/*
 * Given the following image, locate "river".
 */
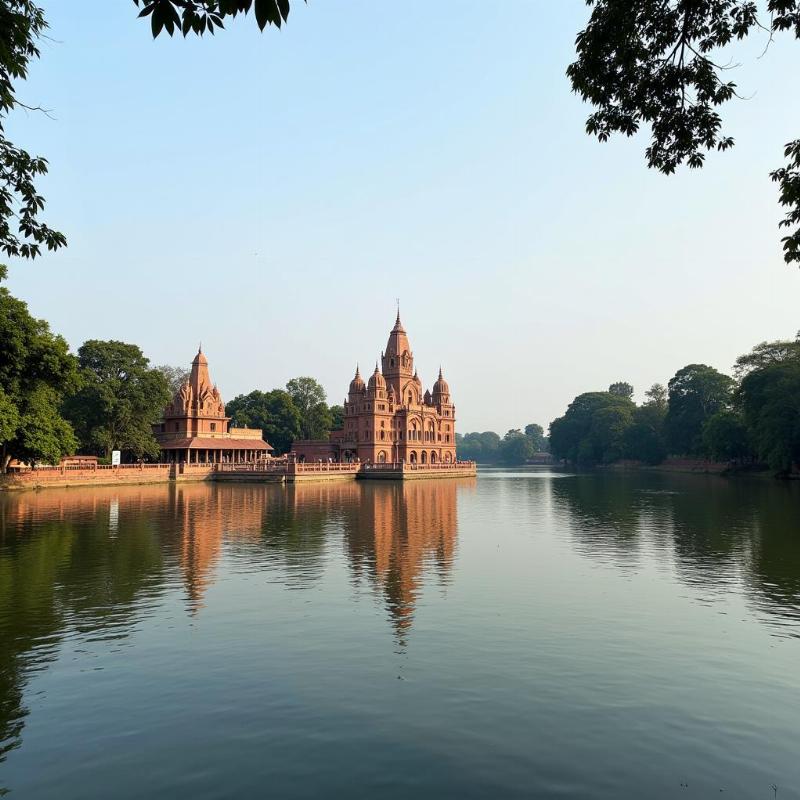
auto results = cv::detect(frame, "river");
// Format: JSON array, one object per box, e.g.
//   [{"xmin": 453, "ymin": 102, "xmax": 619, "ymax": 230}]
[{"xmin": 1, "ymin": 470, "xmax": 798, "ymax": 798}]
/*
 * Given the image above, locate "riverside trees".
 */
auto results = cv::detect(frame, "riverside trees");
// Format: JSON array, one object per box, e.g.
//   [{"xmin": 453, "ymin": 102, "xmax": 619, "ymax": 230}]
[
  {"xmin": 549, "ymin": 334, "xmax": 800, "ymax": 474},
  {"xmin": 0, "ymin": 266, "xmax": 78, "ymax": 470}
]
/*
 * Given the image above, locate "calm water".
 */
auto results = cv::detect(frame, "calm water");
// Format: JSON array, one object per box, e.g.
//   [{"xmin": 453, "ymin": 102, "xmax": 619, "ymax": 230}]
[{"xmin": 1, "ymin": 470, "xmax": 799, "ymax": 799}]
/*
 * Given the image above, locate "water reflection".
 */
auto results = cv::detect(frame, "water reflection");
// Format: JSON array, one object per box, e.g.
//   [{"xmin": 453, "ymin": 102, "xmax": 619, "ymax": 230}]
[
  {"xmin": 551, "ymin": 473, "xmax": 800, "ymax": 633},
  {"xmin": 343, "ymin": 481, "xmax": 462, "ymax": 646},
  {"xmin": 0, "ymin": 478, "xmax": 474, "ymax": 768}
]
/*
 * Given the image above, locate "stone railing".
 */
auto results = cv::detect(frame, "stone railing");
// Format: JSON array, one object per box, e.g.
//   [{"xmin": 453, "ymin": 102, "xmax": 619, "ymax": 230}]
[{"xmin": 291, "ymin": 462, "xmax": 360, "ymax": 474}]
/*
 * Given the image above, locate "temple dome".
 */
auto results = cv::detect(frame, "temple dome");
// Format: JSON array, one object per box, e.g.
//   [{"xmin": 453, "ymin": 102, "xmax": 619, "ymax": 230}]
[
  {"xmin": 432, "ymin": 367, "xmax": 450, "ymax": 399},
  {"xmin": 349, "ymin": 365, "xmax": 365, "ymax": 394},
  {"xmin": 368, "ymin": 365, "xmax": 386, "ymax": 391}
]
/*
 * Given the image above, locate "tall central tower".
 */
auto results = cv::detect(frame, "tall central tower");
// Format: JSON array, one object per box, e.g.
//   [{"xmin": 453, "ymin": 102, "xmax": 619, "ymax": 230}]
[{"xmin": 381, "ymin": 311, "xmax": 414, "ymax": 401}]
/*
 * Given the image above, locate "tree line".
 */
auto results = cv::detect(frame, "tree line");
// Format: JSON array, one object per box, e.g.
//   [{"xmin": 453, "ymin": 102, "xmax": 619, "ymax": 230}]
[
  {"xmin": 549, "ymin": 337, "xmax": 800, "ymax": 475},
  {"xmin": 0, "ymin": 269, "xmax": 339, "ymax": 470},
  {"xmin": 456, "ymin": 425, "xmax": 549, "ymax": 466}
]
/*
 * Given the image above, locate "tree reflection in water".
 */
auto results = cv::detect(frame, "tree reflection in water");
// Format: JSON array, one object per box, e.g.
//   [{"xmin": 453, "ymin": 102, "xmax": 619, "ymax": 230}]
[{"xmin": 550, "ymin": 473, "xmax": 800, "ymax": 633}]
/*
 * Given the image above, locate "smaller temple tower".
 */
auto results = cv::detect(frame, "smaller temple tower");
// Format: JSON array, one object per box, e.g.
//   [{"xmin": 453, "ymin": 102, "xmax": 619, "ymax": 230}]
[{"xmin": 154, "ymin": 347, "xmax": 272, "ymax": 464}]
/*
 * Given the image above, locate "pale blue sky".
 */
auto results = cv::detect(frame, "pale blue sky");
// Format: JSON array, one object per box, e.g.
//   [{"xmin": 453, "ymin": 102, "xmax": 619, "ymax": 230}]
[{"xmin": 6, "ymin": 1, "xmax": 800, "ymax": 432}]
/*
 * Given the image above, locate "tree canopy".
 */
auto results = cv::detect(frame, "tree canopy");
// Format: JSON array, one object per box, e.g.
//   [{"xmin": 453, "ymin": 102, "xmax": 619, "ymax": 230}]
[
  {"xmin": 550, "ymin": 391, "xmax": 636, "ymax": 466},
  {"xmin": 62, "ymin": 340, "xmax": 170, "ymax": 461},
  {"xmin": 665, "ymin": 364, "xmax": 734, "ymax": 456},
  {"xmin": 568, "ymin": 0, "xmax": 800, "ymax": 264},
  {"xmin": 0, "ymin": 265, "xmax": 78, "ymax": 469},
  {"xmin": 0, "ymin": 2, "xmax": 67, "ymax": 259},
  {"xmin": 736, "ymin": 336, "xmax": 800, "ymax": 471},
  {"xmin": 286, "ymin": 376, "xmax": 332, "ymax": 440},
  {"xmin": 226, "ymin": 389, "xmax": 301, "ymax": 455}
]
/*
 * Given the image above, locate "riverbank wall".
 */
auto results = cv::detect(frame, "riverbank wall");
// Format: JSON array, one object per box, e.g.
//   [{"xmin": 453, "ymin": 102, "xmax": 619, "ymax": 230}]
[{"xmin": 0, "ymin": 460, "xmax": 477, "ymax": 491}]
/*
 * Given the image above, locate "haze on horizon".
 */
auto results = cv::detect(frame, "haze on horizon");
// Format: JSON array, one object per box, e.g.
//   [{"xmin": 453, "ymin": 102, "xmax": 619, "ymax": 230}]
[{"xmin": 5, "ymin": 1, "xmax": 799, "ymax": 434}]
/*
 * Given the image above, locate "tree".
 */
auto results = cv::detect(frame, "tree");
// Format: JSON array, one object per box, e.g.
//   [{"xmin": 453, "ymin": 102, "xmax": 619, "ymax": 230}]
[
  {"xmin": 286, "ymin": 376, "xmax": 331, "ymax": 440},
  {"xmin": 568, "ymin": 1, "xmax": 800, "ymax": 265},
  {"xmin": 15, "ymin": 384, "xmax": 77, "ymax": 466},
  {"xmin": 134, "ymin": 0, "xmax": 296, "ymax": 37},
  {"xmin": 644, "ymin": 383, "xmax": 668, "ymax": 412},
  {"xmin": 155, "ymin": 364, "xmax": 190, "ymax": 394},
  {"xmin": 524, "ymin": 423, "xmax": 546, "ymax": 452},
  {"xmin": 226, "ymin": 389, "xmax": 301, "ymax": 454},
  {"xmin": 623, "ymin": 400, "xmax": 668, "ymax": 465},
  {"xmin": 702, "ymin": 409, "xmax": 752, "ymax": 462},
  {"xmin": 0, "ymin": 3, "xmax": 67, "ymax": 259},
  {"xmin": 500, "ymin": 429, "xmax": 535, "ymax": 465},
  {"xmin": 608, "ymin": 381, "xmax": 634, "ymax": 399},
  {"xmin": 737, "ymin": 339, "xmax": 800, "ymax": 472},
  {"xmin": 456, "ymin": 431, "xmax": 501, "ymax": 463},
  {"xmin": 588, "ymin": 404, "xmax": 634, "ymax": 464},
  {"xmin": 733, "ymin": 335, "xmax": 800, "ymax": 378},
  {"xmin": 0, "ymin": 386, "xmax": 20, "ymax": 468},
  {"xmin": 550, "ymin": 391, "xmax": 635, "ymax": 465},
  {"xmin": 665, "ymin": 364, "xmax": 734, "ymax": 456},
  {"xmin": 329, "ymin": 404, "xmax": 344, "ymax": 431},
  {"xmin": 0, "ymin": 266, "xmax": 78, "ymax": 470},
  {"xmin": 63, "ymin": 340, "xmax": 170, "ymax": 460}
]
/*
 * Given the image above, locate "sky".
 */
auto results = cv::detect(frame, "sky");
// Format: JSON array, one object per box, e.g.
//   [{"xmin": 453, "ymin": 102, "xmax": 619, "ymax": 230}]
[{"xmin": 5, "ymin": 1, "xmax": 800, "ymax": 433}]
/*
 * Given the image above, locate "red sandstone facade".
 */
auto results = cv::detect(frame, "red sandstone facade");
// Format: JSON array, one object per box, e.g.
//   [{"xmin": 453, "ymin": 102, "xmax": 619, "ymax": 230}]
[
  {"xmin": 293, "ymin": 313, "xmax": 457, "ymax": 465},
  {"xmin": 154, "ymin": 348, "xmax": 272, "ymax": 463}
]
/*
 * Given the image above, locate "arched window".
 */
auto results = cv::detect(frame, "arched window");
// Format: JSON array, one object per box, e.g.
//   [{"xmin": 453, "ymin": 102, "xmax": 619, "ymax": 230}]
[
  {"xmin": 377, "ymin": 451, "xmax": 387, "ymax": 463},
  {"xmin": 430, "ymin": 451, "xmax": 437, "ymax": 463},
  {"xmin": 410, "ymin": 451, "xmax": 418, "ymax": 464},
  {"xmin": 421, "ymin": 451, "xmax": 427, "ymax": 464},
  {"xmin": 380, "ymin": 430, "xmax": 385, "ymax": 440}
]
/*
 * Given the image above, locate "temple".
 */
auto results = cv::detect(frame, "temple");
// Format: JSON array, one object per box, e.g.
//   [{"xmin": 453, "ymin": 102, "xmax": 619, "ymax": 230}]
[
  {"xmin": 293, "ymin": 312, "xmax": 457, "ymax": 465},
  {"xmin": 153, "ymin": 347, "xmax": 272, "ymax": 464}
]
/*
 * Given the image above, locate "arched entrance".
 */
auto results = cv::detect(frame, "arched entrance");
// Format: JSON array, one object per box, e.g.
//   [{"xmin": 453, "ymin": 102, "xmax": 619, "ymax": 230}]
[
  {"xmin": 430, "ymin": 451, "xmax": 437, "ymax": 464},
  {"xmin": 410, "ymin": 451, "xmax": 418, "ymax": 464},
  {"xmin": 444, "ymin": 452, "xmax": 452, "ymax": 463},
  {"xmin": 377, "ymin": 451, "xmax": 387, "ymax": 463},
  {"xmin": 421, "ymin": 451, "xmax": 427, "ymax": 464}
]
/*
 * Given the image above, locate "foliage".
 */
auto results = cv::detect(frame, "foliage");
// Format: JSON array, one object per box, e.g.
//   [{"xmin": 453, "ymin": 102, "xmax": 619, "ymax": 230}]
[
  {"xmin": 702, "ymin": 409, "xmax": 752, "ymax": 462},
  {"xmin": 737, "ymin": 340, "xmax": 800, "ymax": 472},
  {"xmin": 499, "ymin": 429, "xmax": 535, "ymax": 465},
  {"xmin": 63, "ymin": 340, "xmax": 170, "ymax": 460},
  {"xmin": 14, "ymin": 384, "xmax": 77, "ymax": 465},
  {"xmin": 155, "ymin": 364, "xmax": 190, "ymax": 394},
  {"xmin": 665, "ymin": 364, "xmax": 733, "ymax": 456},
  {"xmin": 771, "ymin": 139, "xmax": 800, "ymax": 263},
  {"xmin": 644, "ymin": 382, "xmax": 668, "ymax": 412},
  {"xmin": 0, "ymin": 266, "xmax": 78, "ymax": 468},
  {"xmin": 524, "ymin": 423, "xmax": 546, "ymax": 452},
  {"xmin": 456, "ymin": 431, "xmax": 501, "ymax": 463},
  {"xmin": 226, "ymin": 389, "xmax": 301, "ymax": 454},
  {"xmin": 623, "ymin": 402, "xmax": 668, "ymax": 464},
  {"xmin": 286, "ymin": 376, "xmax": 331, "ymax": 440},
  {"xmin": 133, "ymin": 0, "xmax": 298, "ymax": 37},
  {"xmin": 0, "ymin": 2, "xmax": 66, "ymax": 258},
  {"xmin": 733, "ymin": 335, "xmax": 800, "ymax": 377},
  {"xmin": 550, "ymin": 391, "xmax": 635, "ymax": 465},
  {"xmin": 568, "ymin": 0, "xmax": 800, "ymax": 264},
  {"xmin": 329, "ymin": 404, "xmax": 344, "ymax": 431},
  {"xmin": 608, "ymin": 381, "xmax": 634, "ymax": 399}
]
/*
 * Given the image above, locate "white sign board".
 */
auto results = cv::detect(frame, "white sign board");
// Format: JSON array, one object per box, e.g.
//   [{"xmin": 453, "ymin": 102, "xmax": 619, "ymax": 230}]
[{"xmin": 111, "ymin": 450, "xmax": 121, "ymax": 466}]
